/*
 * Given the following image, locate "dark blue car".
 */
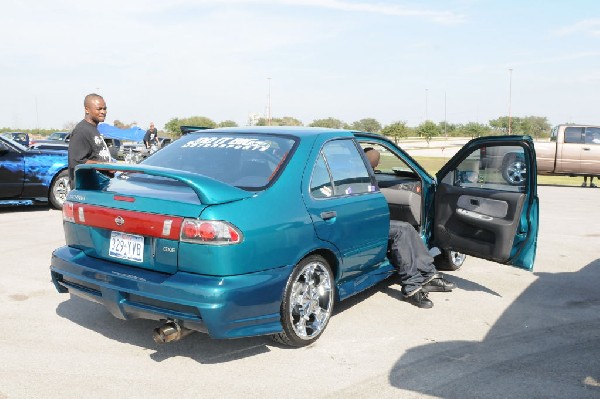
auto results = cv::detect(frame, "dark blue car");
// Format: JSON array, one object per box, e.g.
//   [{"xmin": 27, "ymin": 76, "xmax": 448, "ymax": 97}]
[
  {"xmin": 50, "ymin": 127, "xmax": 539, "ymax": 346},
  {"xmin": 0, "ymin": 135, "xmax": 69, "ymax": 208}
]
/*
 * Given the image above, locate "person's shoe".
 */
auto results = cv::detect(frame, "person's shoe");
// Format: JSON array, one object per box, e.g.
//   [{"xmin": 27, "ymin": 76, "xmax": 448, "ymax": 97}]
[
  {"xmin": 403, "ymin": 290, "xmax": 433, "ymax": 309},
  {"xmin": 423, "ymin": 275, "xmax": 456, "ymax": 292},
  {"xmin": 581, "ymin": 182, "xmax": 587, "ymax": 187},
  {"xmin": 591, "ymin": 183, "xmax": 597, "ymax": 188}
]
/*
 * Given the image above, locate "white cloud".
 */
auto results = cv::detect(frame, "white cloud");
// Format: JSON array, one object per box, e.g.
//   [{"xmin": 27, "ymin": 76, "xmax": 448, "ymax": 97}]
[{"xmin": 555, "ymin": 18, "xmax": 600, "ymax": 37}]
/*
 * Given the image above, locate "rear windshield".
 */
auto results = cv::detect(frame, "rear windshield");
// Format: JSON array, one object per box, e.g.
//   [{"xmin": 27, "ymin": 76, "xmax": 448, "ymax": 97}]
[{"xmin": 141, "ymin": 133, "xmax": 297, "ymax": 190}]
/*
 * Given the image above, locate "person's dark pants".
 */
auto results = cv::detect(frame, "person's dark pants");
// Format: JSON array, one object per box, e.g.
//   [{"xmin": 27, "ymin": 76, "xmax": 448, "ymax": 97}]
[{"xmin": 388, "ymin": 220, "xmax": 437, "ymax": 295}]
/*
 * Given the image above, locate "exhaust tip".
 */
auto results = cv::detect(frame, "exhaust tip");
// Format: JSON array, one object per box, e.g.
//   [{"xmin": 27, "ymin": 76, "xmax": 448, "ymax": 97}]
[
  {"xmin": 153, "ymin": 321, "xmax": 181, "ymax": 344},
  {"xmin": 153, "ymin": 320, "xmax": 193, "ymax": 344}
]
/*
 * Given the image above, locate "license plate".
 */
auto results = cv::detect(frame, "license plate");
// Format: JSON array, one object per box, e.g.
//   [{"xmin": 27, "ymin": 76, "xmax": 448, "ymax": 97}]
[{"xmin": 109, "ymin": 231, "xmax": 144, "ymax": 262}]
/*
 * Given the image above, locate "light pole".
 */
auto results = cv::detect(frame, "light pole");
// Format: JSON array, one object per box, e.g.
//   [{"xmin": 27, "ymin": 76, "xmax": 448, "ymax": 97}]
[
  {"xmin": 267, "ymin": 77, "xmax": 272, "ymax": 126},
  {"xmin": 425, "ymin": 88, "xmax": 429, "ymax": 121},
  {"xmin": 444, "ymin": 91, "xmax": 447, "ymax": 137},
  {"xmin": 508, "ymin": 68, "xmax": 513, "ymax": 134},
  {"xmin": 35, "ymin": 96, "xmax": 39, "ymax": 131}
]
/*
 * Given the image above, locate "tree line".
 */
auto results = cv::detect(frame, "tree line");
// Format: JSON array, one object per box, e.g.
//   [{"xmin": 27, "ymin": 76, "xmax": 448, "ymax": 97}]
[
  {"xmin": 1, "ymin": 114, "xmax": 551, "ymax": 142},
  {"xmin": 162, "ymin": 114, "xmax": 552, "ymax": 143}
]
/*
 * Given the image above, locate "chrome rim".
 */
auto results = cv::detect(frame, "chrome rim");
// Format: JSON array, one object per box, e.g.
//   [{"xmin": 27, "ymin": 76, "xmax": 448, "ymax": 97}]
[
  {"xmin": 53, "ymin": 175, "xmax": 70, "ymax": 206},
  {"xmin": 450, "ymin": 251, "xmax": 466, "ymax": 267},
  {"xmin": 288, "ymin": 261, "xmax": 333, "ymax": 340},
  {"xmin": 506, "ymin": 161, "xmax": 526, "ymax": 185}
]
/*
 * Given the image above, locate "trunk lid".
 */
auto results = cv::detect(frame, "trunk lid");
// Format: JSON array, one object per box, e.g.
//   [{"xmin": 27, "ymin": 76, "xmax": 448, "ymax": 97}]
[{"xmin": 65, "ymin": 164, "xmax": 253, "ymax": 273}]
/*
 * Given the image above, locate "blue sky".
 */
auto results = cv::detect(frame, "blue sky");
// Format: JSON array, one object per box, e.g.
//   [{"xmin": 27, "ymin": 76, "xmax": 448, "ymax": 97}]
[{"xmin": 1, "ymin": 0, "xmax": 599, "ymax": 130}]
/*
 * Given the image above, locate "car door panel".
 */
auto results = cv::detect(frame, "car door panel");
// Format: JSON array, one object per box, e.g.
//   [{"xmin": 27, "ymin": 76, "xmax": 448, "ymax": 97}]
[
  {"xmin": 303, "ymin": 138, "xmax": 390, "ymax": 282},
  {"xmin": 0, "ymin": 140, "xmax": 25, "ymax": 198},
  {"xmin": 435, "ymin": 136, "xmax": 538, "ymax": 270},
  {"xmin": 434, "ymin": 183, "xmax": 525, "ymax": 263}
]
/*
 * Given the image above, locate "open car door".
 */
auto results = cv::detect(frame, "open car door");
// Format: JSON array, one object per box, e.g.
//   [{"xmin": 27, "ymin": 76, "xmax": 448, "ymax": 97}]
[{"xmin": 433, "ymin": 136, "xmax": 539, "ymax": 270}]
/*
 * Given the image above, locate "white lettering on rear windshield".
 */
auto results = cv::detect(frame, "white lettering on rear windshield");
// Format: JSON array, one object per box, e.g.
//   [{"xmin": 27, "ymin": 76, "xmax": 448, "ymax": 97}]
[{"xmin": 182, "ymin": 137, "xmax": 271, "ymax": 151}]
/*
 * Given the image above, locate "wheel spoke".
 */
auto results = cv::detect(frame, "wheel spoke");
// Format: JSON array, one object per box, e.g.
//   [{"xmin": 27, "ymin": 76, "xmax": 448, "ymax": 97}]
[{"xmin": 294, "ymin": 317, "xmax": 308, "ymax": 338}]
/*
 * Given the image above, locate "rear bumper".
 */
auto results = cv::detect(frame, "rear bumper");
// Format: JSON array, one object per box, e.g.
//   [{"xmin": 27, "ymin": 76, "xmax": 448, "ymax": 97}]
[{"xmin": 50, "ymin": 246, "xmax": 292, "ymax": 339}]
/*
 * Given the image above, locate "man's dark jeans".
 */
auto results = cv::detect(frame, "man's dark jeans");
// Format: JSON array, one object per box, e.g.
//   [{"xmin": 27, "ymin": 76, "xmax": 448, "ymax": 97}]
[{"xmin": 388, "ymin": 221, "xmax": 436, "ymax": 295}]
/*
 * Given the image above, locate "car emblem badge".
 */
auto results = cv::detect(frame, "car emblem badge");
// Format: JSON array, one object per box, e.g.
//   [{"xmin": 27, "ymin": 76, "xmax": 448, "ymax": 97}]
[{"xmin": 115, "ymin": 216, "xmax": 125, "ymax": 226}]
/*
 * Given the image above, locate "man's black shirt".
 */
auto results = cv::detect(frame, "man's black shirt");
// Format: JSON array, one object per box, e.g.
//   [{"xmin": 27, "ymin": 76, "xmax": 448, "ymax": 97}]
[{"xmin": 68, "ymin": 120, "xmax": 111, "ymax": 188}]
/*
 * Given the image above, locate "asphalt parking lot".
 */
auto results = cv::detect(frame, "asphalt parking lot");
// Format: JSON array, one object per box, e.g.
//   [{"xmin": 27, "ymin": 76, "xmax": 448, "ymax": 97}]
[{"xmin": 0, "ymin": 185, "xmax": 598, "ymax": 399}]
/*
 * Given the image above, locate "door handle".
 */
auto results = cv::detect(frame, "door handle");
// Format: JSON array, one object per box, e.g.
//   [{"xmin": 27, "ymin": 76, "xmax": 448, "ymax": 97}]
[
  {"xmin": 582, "ymin": 147, "xmax": 591, "ymax": 151},
  {"xmin": 320, "ymin": 211, "xmax": 337, "ymax": 220}
]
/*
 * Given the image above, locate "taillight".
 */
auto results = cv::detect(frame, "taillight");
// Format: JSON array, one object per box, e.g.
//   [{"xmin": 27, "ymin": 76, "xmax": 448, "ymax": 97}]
[
  {"xmin": 180, "ymin": 219, "xmax": 242, "ymax": 245},
  {"xmin": 62, "ymin": 201, "xmax": 75, "ymax": 222}
]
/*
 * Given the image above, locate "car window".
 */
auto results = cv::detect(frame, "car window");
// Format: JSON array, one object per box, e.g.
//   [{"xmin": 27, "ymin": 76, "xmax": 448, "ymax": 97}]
[
  {"xmin": 310, "ymin": 153, "xmax": 334, "ymax": 198},
  {"xmin": 358, "ymin": 142, "xmax": 417, "ymax": 177},
  {"xmin": 141, "ymin": 133, "xmax": 296, "ymax": 190},
  {"xmin": 310, "ymin": 139, "xmax": 375, "ymax": 198},
  {"xmin": 585, "ymin": 127, "xmax": 600, "ymax": 145},
  {"xmin": 442, "ymin": 145, "xmax": 527, "ymax": 192},
  {"xmin": 564, "ymin": 127, "xmax": 584, "ymax": 144}
]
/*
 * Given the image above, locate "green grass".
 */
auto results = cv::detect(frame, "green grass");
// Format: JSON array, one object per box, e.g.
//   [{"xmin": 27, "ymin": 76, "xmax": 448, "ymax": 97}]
[{"xmin": 411, "ymin": 156, "xmax": 587, "ymax": 186}]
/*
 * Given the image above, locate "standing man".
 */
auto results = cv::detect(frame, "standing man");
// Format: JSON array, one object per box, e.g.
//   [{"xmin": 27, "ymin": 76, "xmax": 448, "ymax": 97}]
[
  {"xmin": 68, "ymin": 93, "xmax": 111, "ymax": 189},
  {"xmin": 144, "ymin": 122, "xmax": 159, "ymax": 150}
]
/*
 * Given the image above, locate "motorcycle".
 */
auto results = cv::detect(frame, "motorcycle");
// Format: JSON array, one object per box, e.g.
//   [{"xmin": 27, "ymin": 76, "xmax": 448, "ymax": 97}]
[{"xmin": 124, "ymin": 143, "xmax": 159, "ymax": 164}]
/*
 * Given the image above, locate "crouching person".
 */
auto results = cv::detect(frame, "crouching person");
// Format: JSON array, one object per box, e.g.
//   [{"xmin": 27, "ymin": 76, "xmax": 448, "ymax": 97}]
[{"xmin": 388, "ymin": 221, "xmax": 456, "ymax": 308}]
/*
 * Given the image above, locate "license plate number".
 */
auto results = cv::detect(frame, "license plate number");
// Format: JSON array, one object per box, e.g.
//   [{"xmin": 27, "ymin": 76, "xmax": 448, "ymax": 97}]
[{"xmin": 109, "ymin": 231, "xmax": 144, "ymax": 262}]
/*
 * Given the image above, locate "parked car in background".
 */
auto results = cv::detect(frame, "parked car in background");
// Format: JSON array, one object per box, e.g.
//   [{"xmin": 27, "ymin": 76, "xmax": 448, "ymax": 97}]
[
  {"xmin": 1, "ymin": 132, "xmax": 30, "ymax": 147},
  {"xmin": 47, "ymin": 131, "xmax": 70, "ymax": 141},
  {"xmin": 29, "ymin": 131, "xmax": 70, "ymax": 147},
  {"xmin": 0, "ymin": 135, "xmax": 69, "ymax": 208},
  {"xmin": 50, "ymin": 127, "xmax": 539, "ymax": 347}
]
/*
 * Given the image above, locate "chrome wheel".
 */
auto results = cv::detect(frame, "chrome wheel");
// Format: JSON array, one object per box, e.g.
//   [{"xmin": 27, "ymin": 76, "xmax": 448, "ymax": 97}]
[
  {"xmin": 273, "ymin": 255, "xmax": 334, "ymax": 346},
  {"xmin": 449, "ymin": 251, "xmax": 466, "ymax": 268},
  {"xmin": 435, "ymin": 250, "xmax": 466, "ymax": 271},
  {"xmin": 50, "ymin": 170, "xmax": 70, "ymax": 209}
]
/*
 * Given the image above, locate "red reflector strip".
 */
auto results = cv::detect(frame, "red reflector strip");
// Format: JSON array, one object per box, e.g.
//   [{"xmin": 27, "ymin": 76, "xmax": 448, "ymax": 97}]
[
  {"xmin": 72, "ymin": 204, "xmax": 184, "ymax": 240},
  {"xmin": 114, "ymin": 195, "xmax": 136, "ymax": 202}
]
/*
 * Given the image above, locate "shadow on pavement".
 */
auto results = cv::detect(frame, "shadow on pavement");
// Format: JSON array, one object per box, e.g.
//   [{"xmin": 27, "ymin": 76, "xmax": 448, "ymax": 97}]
[
  {"xmin": 388, "ymin": 260, "xmax": 600, "ymax": 398},
  {"xmin": 54, "ymin": 265, "xmax": 507, "ymax": 364},
  {"xmin": 56, "ymin": 297, "xmax": 273, "ymax": 364},
  {"xmin": 0, "ymin": 204, "xmax": 52, "ymax": 213}
]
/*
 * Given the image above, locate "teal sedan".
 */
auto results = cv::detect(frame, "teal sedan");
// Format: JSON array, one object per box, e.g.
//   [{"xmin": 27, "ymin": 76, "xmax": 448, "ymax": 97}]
[{"xmin": 50, "ymin": 127, "xmax": 538, "ymax": 346}]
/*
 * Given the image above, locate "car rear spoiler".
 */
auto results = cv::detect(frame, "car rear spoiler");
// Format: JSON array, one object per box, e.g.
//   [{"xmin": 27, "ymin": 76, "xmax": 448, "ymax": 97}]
[
  {"xmin": 74, "ymin": 163, "xmax": 253, "ymax": 205},
  {"xmin": 180, "ymin": 125, "xmax": 212, "ymax": 135}
]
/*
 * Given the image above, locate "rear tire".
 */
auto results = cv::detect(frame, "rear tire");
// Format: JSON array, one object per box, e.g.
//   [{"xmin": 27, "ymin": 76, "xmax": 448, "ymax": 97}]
[
  {"xmin": 435, "ymin": 250, "xmax": 466, "ymax": 271},
  {"xmin": 272, "ymin": 255, "xmax": 334, "ymax": 347},
  {"xmin": 49, "ymin": 170, "xmax": 70, "ymax": 209}
]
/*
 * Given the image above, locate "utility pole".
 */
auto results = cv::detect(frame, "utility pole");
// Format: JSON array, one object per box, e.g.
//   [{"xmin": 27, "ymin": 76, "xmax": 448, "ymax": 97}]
[
  {"xmin": 444, "ymin": 91, "xmax": 447, "ymax": 137},
  {"xmin": 508, "ymin": 68, "xmax": 513, "ymax": 134},
  {"xmin": 35, "ymin": 96, "xmax": 39, "ymax": 131},
  {"xmin": 425, "ymin": 88, "xmax": 429, "ymax": 121},
  {"xmin": 267, "ymin": 77, "xmax": 272, "ymax": 126}
]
